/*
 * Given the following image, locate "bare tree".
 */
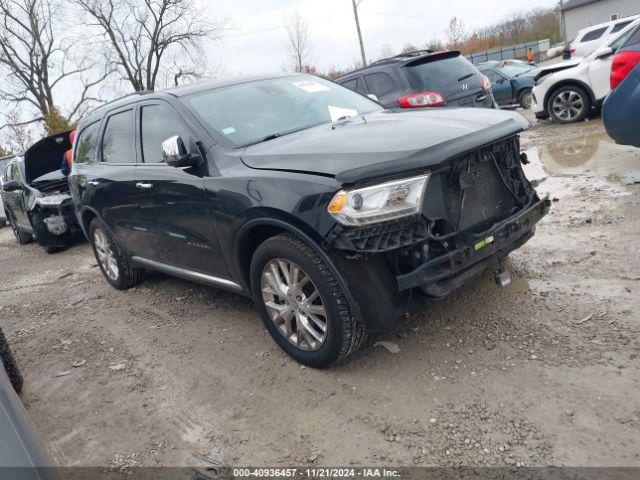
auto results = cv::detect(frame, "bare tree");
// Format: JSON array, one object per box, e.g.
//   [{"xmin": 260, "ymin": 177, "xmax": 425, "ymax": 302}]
[
  {"xmin": 284, "ymin": 11, "xmax": 311, "ymax": 73},
  {"xmin": 1, "ymin": 110, "xmax": 34, "ymax": 152},
  {"xmin": 76, "ymin": 0, "xmax": 228, "ymax": 92},
  {"xmin": 0, "ymin": 0, "xmax": 113, "ymax": 132},
  {"xmin": 445, "ymin": 16, "xmax": 466, "ymax": 49}
]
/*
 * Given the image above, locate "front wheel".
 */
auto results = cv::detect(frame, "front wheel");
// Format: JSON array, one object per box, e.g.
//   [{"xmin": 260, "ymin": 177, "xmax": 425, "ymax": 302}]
[
  {"xmin": 0, "ymin": 328, "xmax": 23, "ymax": 394},
  {"xmin": 250, "ymin": 234, "xmax": 366, "ymax": 368},
  {"xmin": 548, "ymin": 85, "xmax": 591, "ymax": 124},
  {"xmin": 518, "ymin": 88, "xmax": 533, "ymax": 109},
  {"xmin": 8, "ymin": 213, "xmax": 33, "ymax": 245},
  {"xmin": 89, "ymin": 218, "xmax": 145, "ymax": 290}
]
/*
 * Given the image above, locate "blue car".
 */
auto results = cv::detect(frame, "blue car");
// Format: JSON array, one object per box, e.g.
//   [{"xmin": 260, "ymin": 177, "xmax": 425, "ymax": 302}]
[
  {"xmin": 603, "ymin": 23, "xmax": 640, "ymax": 147},
  {"xmin": 477, "ymin": 61, "xmax": 537, "ymax": 109}
]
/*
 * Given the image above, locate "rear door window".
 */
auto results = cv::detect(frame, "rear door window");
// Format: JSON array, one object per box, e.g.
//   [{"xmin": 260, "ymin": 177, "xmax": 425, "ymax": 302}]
[
  {"xmin": 101, "ymin": 110, "xmax": 135, "ymax": 164},
  {"xmin": 405, "ymin": 55, "xmax": 481, "ymax": 98},
  {"xmin": 140, "ymin": 103, "xmax": 191, "ymax": 163},
  {"xmin": 611, "ymin": 21, "xmax": 632, "ymax": 34},
  {"xmin": 581, "ymin": 27, "xmax": 607, "ymax": 42},
  {"xmin": 364, "ymin": 73, "xmax": 395, "ymax": 97},
  {"xmin": 74, "ymin": 122, "xmax": 100, "ymax": 164}
]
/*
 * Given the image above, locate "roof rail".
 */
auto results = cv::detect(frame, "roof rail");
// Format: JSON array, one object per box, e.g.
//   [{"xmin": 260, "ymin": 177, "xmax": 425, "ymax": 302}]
[{"xmin": 91, "ymin": 90, "xmax": 153, "ymax": 113}]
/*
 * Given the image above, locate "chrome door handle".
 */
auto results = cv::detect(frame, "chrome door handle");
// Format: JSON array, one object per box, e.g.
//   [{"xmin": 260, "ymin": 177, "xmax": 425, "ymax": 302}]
[
  {"xmin": 87, "ymin": 180, "xmax": 100, "ymax": 186},
  {"xmin": 136, "ymin": 182, "xmax": 153, "ymax": 190}
]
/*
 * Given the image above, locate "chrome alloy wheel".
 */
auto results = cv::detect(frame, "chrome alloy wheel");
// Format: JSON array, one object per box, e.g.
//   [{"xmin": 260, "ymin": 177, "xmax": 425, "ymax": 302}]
[
  {"xmin": 261, "ymin": 259, "xmax": 328, "ymax": 351},
  {"xmin": 93, "ymin": 229, "xmax": 119, "ymax": 281},
  {"xmin": 551, "ymin": 90, "xmax": 584, "ymax": 121}
]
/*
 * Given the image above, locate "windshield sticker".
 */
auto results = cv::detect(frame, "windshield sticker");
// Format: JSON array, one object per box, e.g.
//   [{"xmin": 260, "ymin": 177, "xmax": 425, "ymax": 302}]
[
  {"xmin": 328, "ymin": 106, "xmax": 358, "ymax": 122},
  {"xmin": 292, "ymin": 80, "xmax": 330, "ymax": 93},
  {"xmin": 222, "ymin": 127, "xmax": 237, "ymax": 135}
]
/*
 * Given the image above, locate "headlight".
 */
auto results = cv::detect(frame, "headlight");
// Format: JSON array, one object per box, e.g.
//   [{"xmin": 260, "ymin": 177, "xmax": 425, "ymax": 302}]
[
  {"xmin": 35, "ymin": 194, "xmax": 71, "ymax": 206},
  {"xmin": 327, "ymin": 174, "xmax": 429, "ymax": 226}
]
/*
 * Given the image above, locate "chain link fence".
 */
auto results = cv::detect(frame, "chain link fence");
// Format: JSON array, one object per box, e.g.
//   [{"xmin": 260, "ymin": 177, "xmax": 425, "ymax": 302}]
[{"xmin": 468, "ymin": 39, "xmax": 551, "ymax": 64}]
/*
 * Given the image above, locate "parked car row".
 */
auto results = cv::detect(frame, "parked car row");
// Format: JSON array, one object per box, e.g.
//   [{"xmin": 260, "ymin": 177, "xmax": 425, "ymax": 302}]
[
  {"xmin": 563, "ymin": 14, "xmax": 640, "ymax": 60},
  {"xmin": 533, "ymin": 18, "xmax": 640, "ymax": 124},
  {"xmin": 3, "ymin": 71, "xmax": 549, "ymax": 368}
]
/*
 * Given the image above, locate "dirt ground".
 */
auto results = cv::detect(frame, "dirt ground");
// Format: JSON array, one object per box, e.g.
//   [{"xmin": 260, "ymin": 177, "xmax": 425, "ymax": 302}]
[{"xmin": 2, "ymin": 111, "xmax": 639, "ymax": 470}]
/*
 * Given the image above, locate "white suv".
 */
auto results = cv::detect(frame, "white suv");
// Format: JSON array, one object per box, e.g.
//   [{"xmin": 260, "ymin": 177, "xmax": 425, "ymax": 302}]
[
  {"xmin": 533, "ymin": 19, "xmax": 640, "ymax": 124},
  {"xmin": 566, "ymin": 15, "xmax": 640, "ymax": 59}
]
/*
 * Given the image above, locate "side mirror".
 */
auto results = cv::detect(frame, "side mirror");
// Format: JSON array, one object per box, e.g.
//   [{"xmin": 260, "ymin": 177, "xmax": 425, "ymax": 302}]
[
  {"xmin": 595, "ymin": 46, "xmax": 613, "ymax": 59},
  {"xmin": 162, "ymin": 135, "xmax": 197, "ymax": 168},
  {"xmin": 367, "ymin": 93, "xmax": 379, "ymax": 102},
  {"xmin": 2, "ymin": 180, "xmax": 21, "ymax": 192}
]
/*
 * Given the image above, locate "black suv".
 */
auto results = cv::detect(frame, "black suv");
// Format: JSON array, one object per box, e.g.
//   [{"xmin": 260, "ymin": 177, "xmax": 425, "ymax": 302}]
[
  {"xmin": 336, "ymin": 50, "xmax": 495, "ymax": 109},
  {"xmin": 1, "ymin": 132, "xmax": 81, "ymax": 253},
  {"xmin": 69, "ymin": 73, "xmax": 549, "ymax": 367}
]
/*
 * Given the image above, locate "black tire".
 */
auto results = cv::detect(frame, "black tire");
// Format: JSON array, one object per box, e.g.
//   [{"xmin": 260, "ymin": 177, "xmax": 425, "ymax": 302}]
[
  {"xmin": 547, "ymin": 85, "xmax": 591, "ymax": 124},
  {"xmin": 43, "ymin": 245, "xmax": 64, "ymax": 254},
  {"xmin": 89, "ymin": 217, "xmax": 145, "ymax": 290},
  {"xmin": 250, "ymin": 233, "xmax": 366, "ymax": 368},
  {"xmin": 7, "ymin": 213, "xmax": 33, "ymax": 244},
  {"xmin": 0, "ymin": 328, "xmax": 23, "ymax": 394},
  {"xmin": 518, "ymin": 88, "xmax": 533, "ymax": 109}
]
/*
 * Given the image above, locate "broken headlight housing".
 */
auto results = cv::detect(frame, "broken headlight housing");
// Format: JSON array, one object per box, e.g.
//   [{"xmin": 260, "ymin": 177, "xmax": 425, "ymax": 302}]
[
  {"xmin": 327, "ymin": 174, "xmax": 430, "ymax": 226},
  {"xmin": 34, "ymin": 194, "xmax": 71, "ymax": 206}
]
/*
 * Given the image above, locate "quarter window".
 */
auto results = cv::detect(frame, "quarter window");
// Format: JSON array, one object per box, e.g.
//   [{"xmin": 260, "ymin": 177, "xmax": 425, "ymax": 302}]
[
  {"xmin": 581, "ymin": 27, "xmax": 607, "ymax": 42},
  {"xmin": 74, "ymin": 122, "xmax": 100, "ymax": 164},
  {"xmin": 101, "ymin": 110, "xmax": 135, "ymax": 164},
  {"xmin": 364, "ymin": 73, "xmax": 396, "ymax": 97},
  {"xmin": 140, "ymin": 104, "xmax": 191, "ymax": 163}
]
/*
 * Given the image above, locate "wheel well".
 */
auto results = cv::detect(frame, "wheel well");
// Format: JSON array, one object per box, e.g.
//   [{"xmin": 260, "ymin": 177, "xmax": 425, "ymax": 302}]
[
  {"xmin": 237, "ymin": 224, "xmax": 287, "ymax": 287},
  {"xmin": 81, "ymin": 209, "xmax": 97, "ymax": 236},
  {"xmin": 544, "ymin": 81, "xmax": 595, "ymax": 110}
]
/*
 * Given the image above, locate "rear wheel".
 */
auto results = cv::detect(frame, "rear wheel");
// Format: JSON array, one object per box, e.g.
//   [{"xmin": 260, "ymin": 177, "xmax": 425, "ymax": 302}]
[
  {"xmin": 8, "ymin": 213, "xmax": 33, "ymax": 245},
  {"xmin": 518, "ymin": 88, "xmax": 533, "ymax": 109},
  {"xmin": 548, "ymin": 85, "xmax": 591, "ymax": 124},
  {"xmin": 250, "ymin": 233, "xmax": 366, "ymax": 368},
  {"xmin": 0, "ymin": 328, "xmax": 23, "ymax": 394},
  {"xmin": 89, "ymin": 218, "xmax": 145, "ymax": 290}
]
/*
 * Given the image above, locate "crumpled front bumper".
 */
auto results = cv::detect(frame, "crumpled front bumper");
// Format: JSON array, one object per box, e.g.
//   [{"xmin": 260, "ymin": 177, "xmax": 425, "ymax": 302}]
[{"xmin": 397, "ymin": 196, "xmax": 551, "ymax": 296}]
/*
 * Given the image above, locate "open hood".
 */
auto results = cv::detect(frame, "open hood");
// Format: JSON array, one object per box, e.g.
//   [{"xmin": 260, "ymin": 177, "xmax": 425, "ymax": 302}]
[
  {"xmin": 23, "ymin": 131, "xmax": 71, "ymax": 184},
  {"xmin": 240, "ymin": 109, "xmax": 529, "ymax": 184},
  {"xmin": 533, "ymin": 60, "xmax": 582, "ymax": 82}
]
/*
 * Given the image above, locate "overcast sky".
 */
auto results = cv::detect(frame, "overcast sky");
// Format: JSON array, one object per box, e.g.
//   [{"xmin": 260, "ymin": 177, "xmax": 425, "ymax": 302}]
[{"xmin": 206, "ymin": 0, "xmax": 560, "ymax": 75}]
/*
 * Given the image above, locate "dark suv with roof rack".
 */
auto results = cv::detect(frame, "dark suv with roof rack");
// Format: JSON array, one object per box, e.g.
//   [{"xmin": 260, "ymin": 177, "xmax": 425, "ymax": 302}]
[
  {"xmin": 336, "ymin": 50, "xmax": 496, "ymax": 109},
  {"xmin": 69, "ymin": 73, "xmax": 548, "ymax": 368}
]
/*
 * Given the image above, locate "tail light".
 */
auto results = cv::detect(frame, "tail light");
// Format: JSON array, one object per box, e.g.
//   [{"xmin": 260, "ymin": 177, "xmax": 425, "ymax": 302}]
[
  {"xmin": 570, "ymin": 48, "xmax": 575, "ymax": 55},
  {"xmin": 482, "ymin": 75, "xmax": 491, "ymax": 93},
  {"xmin": 398, "ymin": 91, "xmax": 446, "ymax": 108},
  {"xmin": 610, "ymin": 51, "xmax": 640, "ymax": 89}
]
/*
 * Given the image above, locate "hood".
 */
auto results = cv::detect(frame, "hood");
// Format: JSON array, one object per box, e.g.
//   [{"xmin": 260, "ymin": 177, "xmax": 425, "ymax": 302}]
[
  {"xmin": 240, "ymin": 109, "xmax": 529, "ymax": 184},
  {"xmin": 23, "ymin": 131, "xmax": 71, "ymax": 184},
  {"xmin": 533, "ymin": 60, "xmax": 582, "ymax": 82}
]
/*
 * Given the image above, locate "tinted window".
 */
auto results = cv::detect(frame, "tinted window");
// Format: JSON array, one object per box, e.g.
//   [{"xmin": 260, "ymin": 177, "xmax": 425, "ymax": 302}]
[
  {"xmin": 581, "ymin": 27, "xmax": 607, "ymax": 42},
  {"xmin": 184, "ymin": 75, "xmax": 381, "ymax": 148},
  {"xmin": 340, "ymin": 78, "xmax": 358, "ymax": 91},
  {"xmin": 141, "ymin": 104, "xmax": 191, "ymax": 162},
  {"xmin": 364, "ymin": 73, "xmax": 395, "ymax": 96},
  {"xmin": 625, "ymin": 24, "xmax": 640, "ymax": 47},
  {"xmin": 611, "ymin": 20, "xmax": 632, "ymax": 34},
  {"xmin": 484, "ymin": 70, "xmax": 503, "ymax": 84},
  {"xmin": 406, "ymin": 55, "xmax": 481, "ymax": 97},
  {"xmin": 609, "ymin": 26, "xmax": 635, "ymax": 51},
  {"xmin": 74, "ymin": 122, "xmax": 100, "ymax": 164},
  {"xmin": 101, "ymin": 110, "xmax": 135, "ymax": 164}
]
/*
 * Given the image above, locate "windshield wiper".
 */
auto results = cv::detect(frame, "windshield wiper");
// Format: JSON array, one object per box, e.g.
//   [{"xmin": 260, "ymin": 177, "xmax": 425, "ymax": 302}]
[
  {"xmin": 458, "ymin": 73, "xmax": 474, "ymax": 81},
  {"xmin": 242, "ymin": 124, "xmax": 325, "ymax": 148}
]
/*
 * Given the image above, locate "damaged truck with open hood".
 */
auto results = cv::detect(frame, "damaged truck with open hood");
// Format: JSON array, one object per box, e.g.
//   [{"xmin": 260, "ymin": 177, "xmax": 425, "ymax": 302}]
[{"xmin": 1, "ymin": 131, "xmax": 81, "ymax": 253}]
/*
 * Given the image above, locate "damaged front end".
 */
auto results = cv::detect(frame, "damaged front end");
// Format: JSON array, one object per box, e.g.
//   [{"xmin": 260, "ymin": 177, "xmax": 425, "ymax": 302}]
[
  {"xmin": 23, "ymin": 131, "xmax": 82, "ymax": 251},
  {"xmin": 325, "ymin": 135, "xmax": 550, "ymax": 330}
]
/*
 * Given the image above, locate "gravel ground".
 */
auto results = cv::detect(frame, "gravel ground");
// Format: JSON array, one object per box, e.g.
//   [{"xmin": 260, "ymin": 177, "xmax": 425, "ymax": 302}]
[{"xmin": 1, "ymin": 111, "xmax": 639, "ymax": 471}]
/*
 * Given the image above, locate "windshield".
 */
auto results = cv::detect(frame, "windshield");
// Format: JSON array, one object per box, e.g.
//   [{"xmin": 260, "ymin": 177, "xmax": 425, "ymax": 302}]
[
  {"xmin": 498, "ymin": 64, "xmax": 533, "ymax": 77},
  {"xmin": 184, "ymin": 75, "xmax": 382, "ymax": 148}
]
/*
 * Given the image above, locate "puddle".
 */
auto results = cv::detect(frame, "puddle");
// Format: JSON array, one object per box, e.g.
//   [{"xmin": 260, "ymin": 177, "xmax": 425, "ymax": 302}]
[{"xmin": 523, "ymin": 131, "xmax": 640, "ymax": 186}]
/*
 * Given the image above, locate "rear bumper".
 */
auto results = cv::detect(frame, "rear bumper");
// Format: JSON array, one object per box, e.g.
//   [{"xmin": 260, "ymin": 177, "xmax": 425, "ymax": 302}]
[{"xmin": 397, "ymin": 196, "xmax": 550, "ymax": 295}]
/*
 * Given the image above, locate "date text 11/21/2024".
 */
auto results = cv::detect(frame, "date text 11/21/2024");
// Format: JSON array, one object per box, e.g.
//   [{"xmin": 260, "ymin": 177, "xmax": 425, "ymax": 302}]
[{"xmin": 232, "ymin": 468, "xmax": 401, "ymax": 477}]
